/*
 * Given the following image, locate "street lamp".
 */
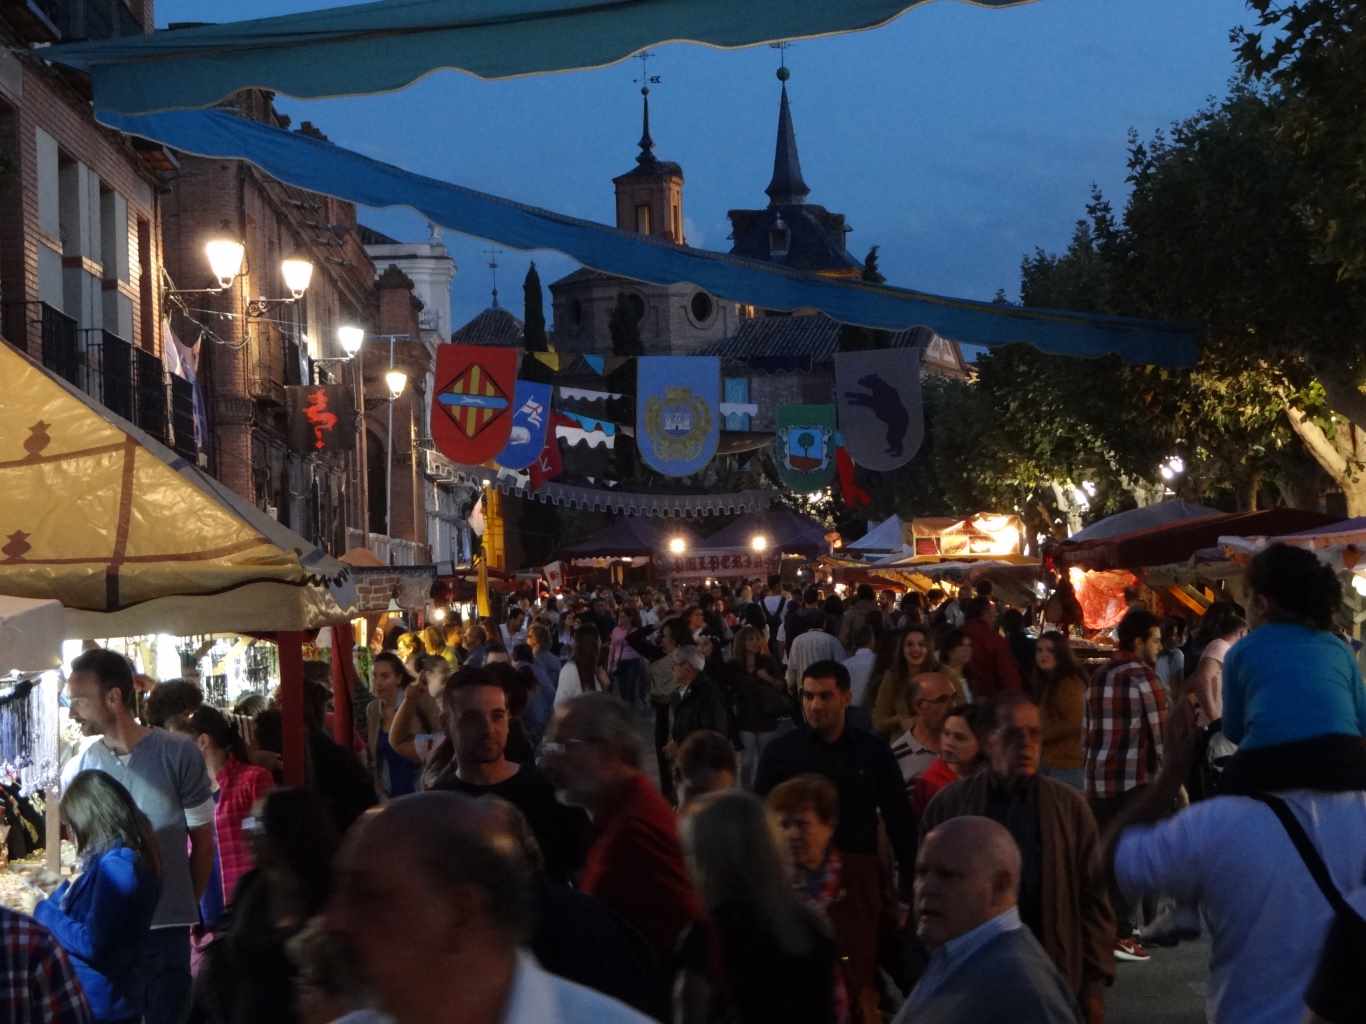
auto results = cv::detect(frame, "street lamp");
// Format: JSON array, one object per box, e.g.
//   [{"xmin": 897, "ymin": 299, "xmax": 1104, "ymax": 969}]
[
  {"xmin": 204, "ymin": 228, "xmax": 245, "ymax": 290},
  {"xmin": 337, "ymin": 325, "xmax": 365, "ymax": 358},
  {"xmin": 385, "ymin": 369, "xmax": 408, "ymax": 401},
  {"xmin": 668, "ymin": 536, "xmax": 688, "ymax": 556},
  {"xmin": 280, "ymin": 255, "xmax": 315, "ymax": 299},
  {"xmin": 750, "ymin": 533, "xmax": 769, "ymax": 553}
]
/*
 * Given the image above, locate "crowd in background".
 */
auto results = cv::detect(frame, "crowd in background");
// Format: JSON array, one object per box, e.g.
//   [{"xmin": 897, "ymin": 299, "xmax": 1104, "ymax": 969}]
[{"xmin": 3, "ymin": 541, "xmax": 1366, "ymax": 1024}]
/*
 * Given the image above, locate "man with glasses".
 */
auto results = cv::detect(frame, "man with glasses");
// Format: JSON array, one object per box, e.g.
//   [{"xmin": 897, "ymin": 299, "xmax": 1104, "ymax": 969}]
[
  {"xmin": 891, "ymin": 672, "xmax": 959, "ymax": 786},
  {"xmin": 540, "ymin": 693, "xmax": 702, "ymax": 966},
  {"xmin": 754, "ymin": 660, "xmax": 918, "ymax": 909},
  {"xmin": 919, "ymin": 693, "xmax": 1114, "ymax": 1024}
]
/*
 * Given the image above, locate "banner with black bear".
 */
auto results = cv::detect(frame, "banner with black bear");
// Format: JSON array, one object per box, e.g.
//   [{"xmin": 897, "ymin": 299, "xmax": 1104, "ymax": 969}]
[{"xmin": 834, "ymin": 348, "xmax": 923, "ymax": 471}]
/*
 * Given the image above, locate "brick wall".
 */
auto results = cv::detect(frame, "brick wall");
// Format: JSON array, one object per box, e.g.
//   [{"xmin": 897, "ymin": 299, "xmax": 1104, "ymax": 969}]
[{"xmin": 0, "ymin": 42, "xmax": 162, "ymax": 359}]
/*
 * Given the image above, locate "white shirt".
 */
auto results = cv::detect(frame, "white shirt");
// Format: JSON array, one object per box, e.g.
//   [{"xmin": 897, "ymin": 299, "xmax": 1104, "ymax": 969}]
[
  {"xmin": 1114, "ymin": 789, "xmax": 1366, "ymax": 1024},
  {"xmin": 554, "ymin": 661, "xmax": 602, "ymax": 707},
  {"xmin": 842, "ymin": 648, "xmax": 878, "ymax": 707},
  {"xmin": 785, "ymin": 630, "xmax": 847, "ymax": 690},
  {"xmin": 503, "ymin": 951, "xmax": 653, "ymax": 1024}
]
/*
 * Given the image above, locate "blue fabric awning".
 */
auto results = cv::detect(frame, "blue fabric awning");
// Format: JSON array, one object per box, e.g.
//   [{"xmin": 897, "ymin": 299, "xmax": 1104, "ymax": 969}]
[
  {"xmin": 45, "ymin": 0, "xmax": 1028, "ymax": 116},
  {"xmin": 103, "ymin": 108, "xmax": 1198, "ymax": 366}
]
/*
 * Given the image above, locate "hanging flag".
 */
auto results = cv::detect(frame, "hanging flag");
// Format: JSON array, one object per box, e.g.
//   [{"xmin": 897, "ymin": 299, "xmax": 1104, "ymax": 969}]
[
  {"xmin": 431, "ymin": 344, "xmax": 517, "ymax": 466},
  {"xmin": 494, "ymin": 380, "xmax": 552, "ymax": 471},
  {"xmin": 636, "ymin": 356, "xmax": 720, "ymax": 477},
  {"xmin": 286, "ymin": 384, "xmax": 356, "ymax": 454},
  {"xmin": 835, "ymin": 446, "xmax": 872, "ymax": 508},
  {"xmin": 528, "ymin": 414, "xmax": 570, "ymax": 490},
  {"xmin": 774, "ymin": 404, "xmax": 837, "ymax": 491},
  {"xmin": 834, "ymin": 348, "xmax": 924, "ymax": 471}
]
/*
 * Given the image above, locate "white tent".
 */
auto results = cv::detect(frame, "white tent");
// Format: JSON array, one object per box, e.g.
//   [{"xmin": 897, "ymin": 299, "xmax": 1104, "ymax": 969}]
[
  {"xmin": 848, "ymin": 515, "xmax": 906, "ymax": 554},
  {"xmin": 0, "ymin": 596, "xmax": 65, "ymax": 674}
]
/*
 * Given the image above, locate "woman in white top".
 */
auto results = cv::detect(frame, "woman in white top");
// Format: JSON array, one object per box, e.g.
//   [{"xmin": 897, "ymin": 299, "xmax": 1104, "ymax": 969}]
[
  {"xmin": 555, "ymin": 624, "xmax": 610, "ymax": 707},
  {"xmin": 1190, "ymin": 602, "xmax": 1249, "ymax": 724}
]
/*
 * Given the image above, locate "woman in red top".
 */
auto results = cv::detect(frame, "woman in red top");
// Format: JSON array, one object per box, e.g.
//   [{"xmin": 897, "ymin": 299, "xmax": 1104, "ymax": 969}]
[
  {"xmin": 910, "ymin": 703, "xmax": 989, "ymax": 817},
  {"xmin": 181, "ymin": 706, "xmax": 274, "ymax": 906}
]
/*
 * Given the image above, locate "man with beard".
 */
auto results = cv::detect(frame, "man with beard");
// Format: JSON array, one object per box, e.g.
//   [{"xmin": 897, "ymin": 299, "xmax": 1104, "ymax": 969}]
[
  {"xmin": 541, "ymin": 693, "xmax": 702, "ymax": 966},
  {"xmin": 65, "ymin": 649, "xmax": 215, "ymax": 1024},
  {"xmin": 431, "ymin": 667, "xmax": 589, "ymax": 884},
  {"xmin": 920, "ymin": 695, "xmax": 1113, "ymax": 1023},
  {"xmin": 327, "ymin": 792, "xmax": 652, "ymax": 1024}
]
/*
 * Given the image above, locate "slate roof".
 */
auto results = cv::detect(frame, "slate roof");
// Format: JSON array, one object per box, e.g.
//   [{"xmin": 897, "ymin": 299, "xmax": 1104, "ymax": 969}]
[
  {"xmin": 451, "ymin": 306, "xmax": 524, "ymax": 347},
  {"xmin": 727, "ymin": 203, "xmax": 862, "ymax": 274},
  {"xmin": 358, "ymin": 224, "xmax": 399, "ymax": 246}
]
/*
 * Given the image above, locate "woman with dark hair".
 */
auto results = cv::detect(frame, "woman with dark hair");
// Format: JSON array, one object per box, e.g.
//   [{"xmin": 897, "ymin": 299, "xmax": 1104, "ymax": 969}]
[
  {"xmin": 1033, "ymin": 631, "xmax": 1087, "ymax": 789},
  {"xmin": 726, "ymin": 625, "xmax": 789, "ymax": 788},
  {"xmin": 364, "ymin": 652, "xmax": 421, "ymax": 798},
  {"xmin": 191, "ymin": 788, "xmax": 340, "ymax": 1024},
  {"xmin": 1189, "ymin": 600, "xmax": 1248, "ymax": 725},
  {"xmin": 938, "ymin": 627, "xmax": 974, "ymax": 702},
  {"xmin": 554, "ymin": 624, "xmax": 608, "ymax": 707},
  {"xmin": 910, "ymin": 703, "xmax": 990, "ymax": 817},
  {"xmin": 35, "ymin": 770, "xmax": 161, "ymax": 1023},
  {"xmin": 176, "ymin": 707, "xmax": 273, "ymax": 910},
  {"xmin": 870, "ymin": 625, "xmax": 939, "ymax": 739},
  {"xmin": 1220, "ymin": 544, "xmax": 1366, "ymax": 791},
  {"xmin": 676, "ymin": 791, "xmax": 836, "ymax": 1024}
]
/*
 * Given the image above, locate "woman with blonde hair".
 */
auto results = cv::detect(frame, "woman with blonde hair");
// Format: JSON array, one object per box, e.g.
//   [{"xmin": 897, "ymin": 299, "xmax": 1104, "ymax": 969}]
[
  {"xmin": 419, "ymin": 625, "xmax": 446, "ymax": 658},
  {"xmin": 871, "ymin": 625, "xmax": 939, "ymax": 740},
  {"xmin": 675, "ymin": 790, "xmax": 837, "ymax": 1024}
]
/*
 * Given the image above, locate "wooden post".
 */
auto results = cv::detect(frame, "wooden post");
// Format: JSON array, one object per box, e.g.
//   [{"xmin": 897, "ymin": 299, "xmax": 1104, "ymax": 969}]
[
  {"xmin": 44, "ymin": 673, "xmax": 61, "ymax": 876},
  {"xmin": 330, "ymin": 622, "xmax": 356, "ymax": 748},
  {"xmin": 278, "ymin": 632, "xmax": 307, "ymax": 786}
]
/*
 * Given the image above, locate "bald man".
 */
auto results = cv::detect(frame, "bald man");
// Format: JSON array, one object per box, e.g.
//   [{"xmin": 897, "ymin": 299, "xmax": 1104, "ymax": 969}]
[
  {"xmin": 895, "ymin": 817, "xmax": 1080, "ymax": 1024},
  {"xmin": 327, "ymin": 792, "xmax": 652, "ymax": 1024}
]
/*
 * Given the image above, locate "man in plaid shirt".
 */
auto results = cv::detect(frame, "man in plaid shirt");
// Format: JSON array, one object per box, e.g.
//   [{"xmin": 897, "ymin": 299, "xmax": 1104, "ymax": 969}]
[
  {"xmin": 0, "ymin": 906, "xmax": 92, "ymax": 1023},
  {"xmin": 1083, "ymin": 608, "xmax": 1168, "ymax": 963}
]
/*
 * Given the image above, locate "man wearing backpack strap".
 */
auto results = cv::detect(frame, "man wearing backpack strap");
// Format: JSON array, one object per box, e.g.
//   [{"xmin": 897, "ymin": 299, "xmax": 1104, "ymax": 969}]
[{"xmin": 1099, "ymin": 702, "xmax": 1366, "ymax": 1024}]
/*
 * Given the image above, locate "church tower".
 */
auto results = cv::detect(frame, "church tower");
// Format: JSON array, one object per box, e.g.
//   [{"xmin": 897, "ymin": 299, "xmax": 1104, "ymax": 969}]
[{"xmin": 612, "ymin": 85, "xmax": 685, "ymax": 245}]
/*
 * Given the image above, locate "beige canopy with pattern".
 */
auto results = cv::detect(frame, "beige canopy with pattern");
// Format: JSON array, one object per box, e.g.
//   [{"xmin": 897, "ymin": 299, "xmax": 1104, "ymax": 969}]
[{"xmin": 0, "ymin": 342, "xmax": 356, "ymax": 638}]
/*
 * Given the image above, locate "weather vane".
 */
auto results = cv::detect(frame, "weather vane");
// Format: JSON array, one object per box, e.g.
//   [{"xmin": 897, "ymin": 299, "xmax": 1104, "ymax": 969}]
[
  {"xmin": 482, "ymin": 247, "xmax": 503, "ymax": 308},
  {"xmin": 769, "ymin": 41, "xmax": 793, "ymax": 81},
  {"xmin": 634, "ymin": 50, "xmax": 662, "ymax": 94}
]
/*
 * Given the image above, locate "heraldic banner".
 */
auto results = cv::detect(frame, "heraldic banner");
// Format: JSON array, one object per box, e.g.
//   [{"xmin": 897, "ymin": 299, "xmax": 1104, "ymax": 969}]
[
  {"xmin": 495, "ymin": 380, "xmax": 553, "ymax": 471},
  {"xmin": 286, "ymin": 384, "xmax": 356, "ymax": 455},
  {"xmin": 834, "ymin": 348, "xmax": 924, "ymax": 472},
  {"xmin": 774, "ymin": 404, "xmax": 837, "ymax": 491},
  {"xmin": 431, "ymin": 344, "xmax": 517, "ymax": 466},
  {"xmin": 636, "ymin": 356, "xmax": 720, "ymax": 477}
]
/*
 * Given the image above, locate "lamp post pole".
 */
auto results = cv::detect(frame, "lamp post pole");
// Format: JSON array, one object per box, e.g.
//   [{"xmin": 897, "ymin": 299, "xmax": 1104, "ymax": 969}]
[
  {"xmin": 355, "ymin": 355, "xmax": 368, "ymax": 540},
  {"xmin": 386, "ymin": 336, "xmax": 395, "ymax": 557}
]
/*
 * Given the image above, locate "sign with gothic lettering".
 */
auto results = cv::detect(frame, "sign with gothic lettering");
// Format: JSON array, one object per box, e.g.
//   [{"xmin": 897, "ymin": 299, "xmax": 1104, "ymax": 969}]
[
  {"xmin": 286, "ymin": 385, "xmax": 356, "ymax": 455},
  {"xmin": 663, "ymin": 548, "xmax": 781, "ymax": 583},
  {"xmin": 431, "ymin": 345, "xmax": 517, "ymax": 466},
  {"xmin": 494, "ymin": 380, "xmax": 552, "ymax": 471},
  {"xmin": 636, "ymin": 356, "xmax": 720, "ymax": 477}
]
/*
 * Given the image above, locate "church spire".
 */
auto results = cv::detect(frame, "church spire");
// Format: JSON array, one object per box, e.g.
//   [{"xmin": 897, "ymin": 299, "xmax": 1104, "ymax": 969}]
[
  {"xmin": 637, "ymin": 85, "xmax": 658, "ymax": 168},
  {"xmin": 765, "ymin": 65, "xmax": 811, "ymax": 207}
]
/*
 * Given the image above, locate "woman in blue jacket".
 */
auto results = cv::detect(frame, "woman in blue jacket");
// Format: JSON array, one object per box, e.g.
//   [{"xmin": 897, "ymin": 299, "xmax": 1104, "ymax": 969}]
[{"xmin": 35, "ymin": 769, "xmax": 161, "ymax": 1023}]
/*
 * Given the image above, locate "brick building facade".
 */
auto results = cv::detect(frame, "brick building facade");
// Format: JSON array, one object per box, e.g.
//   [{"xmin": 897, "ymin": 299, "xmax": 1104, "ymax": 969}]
[{"xmin": 0, "ymin": 2, "xmax": 188, "ymax": 454}]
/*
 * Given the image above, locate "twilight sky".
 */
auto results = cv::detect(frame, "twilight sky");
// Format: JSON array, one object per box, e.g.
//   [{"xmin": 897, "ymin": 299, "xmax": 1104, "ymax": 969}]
[{"xmin": 158, "ymin": 0, "xmax": 1255, "ymax": 335}]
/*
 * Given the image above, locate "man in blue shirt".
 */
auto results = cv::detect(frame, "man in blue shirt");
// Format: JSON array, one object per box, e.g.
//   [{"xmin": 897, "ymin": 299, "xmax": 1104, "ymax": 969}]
[{"xmin": 896, "ymin": 816, "xmax": 1080, "ymax": 1024}]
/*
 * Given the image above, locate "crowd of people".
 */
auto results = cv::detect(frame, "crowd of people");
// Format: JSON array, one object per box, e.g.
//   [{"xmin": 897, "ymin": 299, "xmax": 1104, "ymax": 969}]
[{"xmin": 3, "ymin": 541, "xmax": 1365, "ymax": 1023}]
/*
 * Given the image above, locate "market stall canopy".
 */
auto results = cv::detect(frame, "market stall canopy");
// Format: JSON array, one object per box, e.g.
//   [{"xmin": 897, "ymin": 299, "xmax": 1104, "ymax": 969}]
[
  {"xmin": 1053, "ymin": 508, "xmax": 1339, "ymax": 572},
  {"xmin": 704, "ymin": 507, "xmax": 829, "ymax": 558},
  {"xmin": 45, "ymin": 0, "xmax": 1032, "ymax": 115},
  {"xmin": 0, "ymin": 344, "xmax": 357, "ymax": 639},
  {"xmin": 560, "ymin": 518, "xmax": 698, "ymax": 560},
  {"xmin": 0, "ymin": 596, "xmax": 65, "ymax": 673},
  {"xmin": 848, "ymin": 515, "xmax": 906, "ymax": 553},
  {"xmin": 902, "ymin": 514, "xmax": 1025, "ymax": 560},
  {"xmin": 1219, "ymin": 516, "xmax": 1366, "ymax": 578},
  {"xmin": 1065, "ymin": 500, "xmax": 1219, "ymax": 544}
]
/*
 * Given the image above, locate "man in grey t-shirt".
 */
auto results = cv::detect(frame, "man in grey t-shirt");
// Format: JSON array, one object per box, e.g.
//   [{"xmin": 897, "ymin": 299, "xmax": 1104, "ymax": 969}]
[{"xmin": 67, "ymin": 649, "xmax": 215, "ymax": 1024}]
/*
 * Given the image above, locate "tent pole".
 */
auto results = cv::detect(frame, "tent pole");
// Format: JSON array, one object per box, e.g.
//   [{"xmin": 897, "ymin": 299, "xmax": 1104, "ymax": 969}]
[
  {"xmin": 278, "ymin": 631, "xmax": 307, "ymax": 786},
  {"xmin": 44, "ymin": 674, "xmax": 61, "ymax": 876},
  {"xmin": 330, "ymin": 623, "xmax": 356, "ymax": 748}
]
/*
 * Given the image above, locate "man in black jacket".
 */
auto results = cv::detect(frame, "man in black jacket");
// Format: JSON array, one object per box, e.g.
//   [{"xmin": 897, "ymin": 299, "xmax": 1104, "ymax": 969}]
[
  {"xmin": 755, "ymin": 659, "xmax": 918, "ymax": 901},
  {"xmin": 664, "ymin": 646, "xmax": 731, "ymax": 764}
]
